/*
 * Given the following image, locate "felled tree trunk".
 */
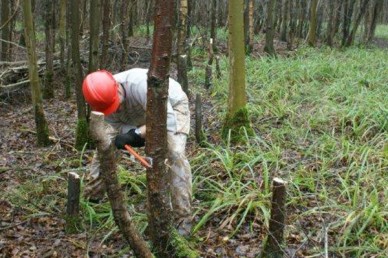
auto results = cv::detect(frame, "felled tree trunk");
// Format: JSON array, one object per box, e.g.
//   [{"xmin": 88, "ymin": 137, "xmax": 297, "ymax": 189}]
[{"xmin": 89, "ymin": 111, "xmax": 153, "ymax": 258}]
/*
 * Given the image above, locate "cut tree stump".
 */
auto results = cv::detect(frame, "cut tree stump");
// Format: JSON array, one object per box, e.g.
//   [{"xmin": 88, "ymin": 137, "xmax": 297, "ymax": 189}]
[
  {"xmin": 262, "ymin": 177, "xmax": 287, "ymax": 258},
  {"xmin": 65, "ymin": 171, "xmax": 81, "ymax": 233}
]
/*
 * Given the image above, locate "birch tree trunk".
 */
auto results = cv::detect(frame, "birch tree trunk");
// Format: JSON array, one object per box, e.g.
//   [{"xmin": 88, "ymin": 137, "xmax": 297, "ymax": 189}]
[{"xmin": 22, "ymin": 0, "xmax": 51, "ymax": 147}]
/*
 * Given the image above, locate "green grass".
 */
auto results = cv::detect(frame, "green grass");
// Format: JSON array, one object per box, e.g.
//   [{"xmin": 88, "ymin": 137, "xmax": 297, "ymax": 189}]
[
  {"xmin": 189, "ymin": 45, "xmax": 388, "ymax": 257},
  {"xmin": 374, "ymin": 24, "xmax": 388, "ymax": 39}
]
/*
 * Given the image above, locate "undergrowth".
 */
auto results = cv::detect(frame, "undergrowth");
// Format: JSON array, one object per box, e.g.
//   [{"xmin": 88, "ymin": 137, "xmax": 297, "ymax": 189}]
[
  {"xmin": 190, "ymin": 45, "xmax": 387, "ymax": 257},
  {"xmin": 2, "ymin": 40, "xmax": 387, "ymax": 257}
]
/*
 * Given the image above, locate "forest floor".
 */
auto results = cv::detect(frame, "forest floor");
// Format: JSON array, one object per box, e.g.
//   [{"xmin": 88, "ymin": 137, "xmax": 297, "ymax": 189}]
[{"xmin": 1, "ymin": 35, "xmax": 388, "ymax": 257}]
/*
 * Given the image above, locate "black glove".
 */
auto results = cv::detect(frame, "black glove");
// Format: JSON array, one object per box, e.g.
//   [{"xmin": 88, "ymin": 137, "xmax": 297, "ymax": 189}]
[{"xmin": 114, "ymin": 128, "xmax": 145, "ymax": 149}]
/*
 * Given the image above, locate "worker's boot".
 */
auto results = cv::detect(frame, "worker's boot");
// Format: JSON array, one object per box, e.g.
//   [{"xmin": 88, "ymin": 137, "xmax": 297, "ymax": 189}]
[
  {"xmin": 176, "ymin": 217, "xmax": 192, "ymax": 237},
  {"xmin": 83, "ymin": 177, "xmax": 106, "ymax": 203}
]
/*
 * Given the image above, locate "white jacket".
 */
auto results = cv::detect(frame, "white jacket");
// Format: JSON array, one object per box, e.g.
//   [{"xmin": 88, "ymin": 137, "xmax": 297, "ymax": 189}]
[{"xmin": 105, "ymin": 68, "xmax": 190, "ymax": 135}]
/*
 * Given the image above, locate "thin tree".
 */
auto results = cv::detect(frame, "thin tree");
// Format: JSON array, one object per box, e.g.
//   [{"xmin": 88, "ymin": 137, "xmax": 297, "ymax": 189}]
[
  {"xmin": 325, "ymin": 0, "xmax": 337, "ymax": 47},
  {"xmin": 120, "ymin": 0, "xmax": 129, "ymax": 69},
  {"xmin": 89, "ymin": 0, "xmax": 101, "ymax": 73},
  {"xmin": 363, "ymin": 0, "xmax": 383, "ymax": 44},
  {"xmin": 341, "ymin": 0, "xmax": 356, "ymax": 46},
  {"xmin": 222, "ymin": 0, "xmax": 252, "ymax": 143},
  {"xmin": 22, "ymin": 0, "xmax": 51, "ymax": 147},
  {"xmin": 280, "ymin": 0, "xmax": 289, "ymax": 42},
  {"xmin": 264, "ymin": 0, "xmax": 276, "ymax": 56},
  {"xmin": 100, "ymin": 0, "xmax": 111, "ymax": 68},
  {"xmin": 344, "ymin": 0, "xmax": 371, "ymax": 47},
  {"xmin": 247, "ymin": 0, "xmax": 255, "ymax": 54},
  {"xmin": 59, "ymin": 0, "xmax": 66, "ymax": 70},
  {"xmin": 1, "ymin": 0, "xmax": 11, "ymax": 61},
  {"xmin": 70, "ymin": 0, "xmax": 88, "ymax": 150},
  {"xmin": 177, "ymin": 0, "xmax": 189, "ymax": 95},
  {"xmin": 146, "ymin": 0, "xmax": 176, "ymax": 255},
  {"xmin": 306, "ymin": 0, "xmax": 319, "ymax": 47},
  {"xmin": 43, "ymin": 0, "xmax": 55, "ymax": 99}
]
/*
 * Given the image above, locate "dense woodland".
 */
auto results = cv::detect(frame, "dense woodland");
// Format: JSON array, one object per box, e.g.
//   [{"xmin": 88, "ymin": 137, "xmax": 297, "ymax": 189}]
[{"xmin": 1, "ymin": 0, "xmax": 388, "ymax": 257}]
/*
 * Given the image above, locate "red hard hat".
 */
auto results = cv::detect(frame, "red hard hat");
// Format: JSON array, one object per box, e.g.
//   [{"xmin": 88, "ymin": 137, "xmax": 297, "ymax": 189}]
[{"xmin": 82, "ymin": 70, "xmax": 120, "ymax": 116}]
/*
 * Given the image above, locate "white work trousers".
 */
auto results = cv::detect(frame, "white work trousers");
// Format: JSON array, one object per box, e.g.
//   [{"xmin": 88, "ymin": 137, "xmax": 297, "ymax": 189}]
[{"xmin": 89, "ymin": 131, "xmax": 192, "ymax": 219}]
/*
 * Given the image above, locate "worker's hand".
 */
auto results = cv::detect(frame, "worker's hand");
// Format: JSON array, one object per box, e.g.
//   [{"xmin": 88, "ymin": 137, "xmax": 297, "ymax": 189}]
[{"xmin": 114, "ymin": 129, "xmax": 145, "ymax": 149}]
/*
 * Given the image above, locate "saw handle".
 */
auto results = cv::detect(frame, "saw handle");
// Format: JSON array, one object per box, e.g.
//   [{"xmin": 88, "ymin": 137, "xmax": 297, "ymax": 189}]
[{"xmin": 124, "ymin": 144, "xmax": 152, "ymax": 168}]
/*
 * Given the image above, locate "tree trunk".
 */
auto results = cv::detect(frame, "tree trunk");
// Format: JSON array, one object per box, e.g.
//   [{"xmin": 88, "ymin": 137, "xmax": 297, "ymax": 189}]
[
  {"xmin": 100, "ymin": 0, "xmax": 111, "ymax": 68},
  {"xmin": 43, "ymin": 0, "xmax": 55, "ymax": 99},
  {"xmin": 222, "ymin": 0, "xmax": 252, "ymax": 143},
  {"xmin": 345, "ymin": 0, "xmax": 371, "ymax": 47},
  {"xmin": 59, "ymin": 0, "xmax": 66, "ymax": 71},
  {"xmin": 364, "ymin": 0, "xmax": 383, "ymax": 44},
  {"xmin": 70, "ymin": 0, "xmax": 88, "ymax": 151},
  {"xmin": 247, "ymin": 0, "xmax": 255, "ymax": 54},
  {"xmin": 306, "ymin": 0, "xmax": 319, "ymax": 47},
  {"xmin": 146, "ymin": 0, "xmax": 176, "ymax": 256},
  {"xmin": 22, "ymin": 0, "xmax": 51, "ymax": 147},
  {"xmin": 89, "ymin": 0, "xmax": 101, "ymax": 73},
  {"xmin": 186, "ymin": 0, "xmax": 193, "ymax": 69},
  {"xmin": 280, "ymin": 0, "xmax": 289, "ymax": 42},
  {"xmin": 342, "ymin": 0, "xmax": 356, "ymax": 46},
  {"xmin": 325, "ymin": 0, "xmax": 336, "ymax": 46},
  {"xmin": 1, "ymin": 0, "xmax": 11, "ymax": 61},
  {"xmin": 120, "ymin": 0, "xmax": 129, "ymax": 69},
  {"xmin": 177, "ymin": 0, "xmax": 189, "ymax": 95},
  {"xmin": 264, "ymin": 0, "xmax": 276, "ymax": 56},
  {"xmin": 90, "ymin": 112, "xmax": 153, "ymax": 258}
]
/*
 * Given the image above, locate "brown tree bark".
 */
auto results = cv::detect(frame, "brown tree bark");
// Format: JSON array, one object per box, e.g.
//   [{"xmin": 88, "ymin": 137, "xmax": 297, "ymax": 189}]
[
  {"xmin": 345, "ymin": 0, "xmax": 371, "ymax": 47},
  {"xmin": 146, "ymin": 0, "xmax": 176, "ymax": 256},
  {"xmin": 363, "ymin": 0, "xmax": 383, "ymax": 44},
  {"xmin": 262, "ymin": 178, "xmax": 287, "ymax": 258},
  {"xmin": 280, "ymin": 0, "xmax": 289, "ymax": 42},
  {"xmin": 1, "ymin": 0, "xmax": 11, "ymax": 61},
  {"xmin": 43, "ymin": 0, "xmax": 55, "ymax": 99},
  {"xmin": 70, "ymin": 0, "xmax": 88, "ymax": 150},
  {"xmin": 120, "ymin": 0, "xmax": 129, "ymax": 69},
  {"xmin": 66, "ymin": 172, "xmax": 81, "ymax": 233},
  {"xmin": 177, "ymin": 0, "xmax": 189, "ymax": 95},
  {"xmin": 341, "ymin": 0, "xmax": 356, "ymax": 46},
  {"xmin": 100, "ymin": 0, "xmax": 111, "ymax": 68},
  {"xmin": 264, "ymin": 0, "xmax": 276, "ymax": 56},
  {"xmin": 59, "ymin": 0, "xmax": 66, "ymax": 71},
  {"xmin": 306, "ymin": 0, "xmax": 319, "ymax": 47},
  {"xmin": 88, "ymin": 0, "xmax": 101, "ymax": 72},
  {"xmin": 90, "ymin": 112, "xmax": 153, "ymax": 258}
]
